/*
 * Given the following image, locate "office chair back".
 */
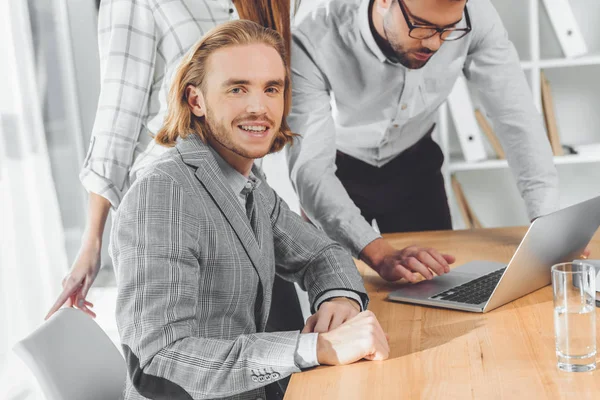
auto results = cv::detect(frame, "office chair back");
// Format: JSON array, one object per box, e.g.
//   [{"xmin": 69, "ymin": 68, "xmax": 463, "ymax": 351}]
[{"xmin": 13, "ymin": 308, "xmax": 126, "ymax": 400}]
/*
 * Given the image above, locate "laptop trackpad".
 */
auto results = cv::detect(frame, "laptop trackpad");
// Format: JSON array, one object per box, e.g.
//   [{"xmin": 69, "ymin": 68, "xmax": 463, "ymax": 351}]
[{"xmin": 393, "ymin": 271, "xmax": 480, "ymax": 299}]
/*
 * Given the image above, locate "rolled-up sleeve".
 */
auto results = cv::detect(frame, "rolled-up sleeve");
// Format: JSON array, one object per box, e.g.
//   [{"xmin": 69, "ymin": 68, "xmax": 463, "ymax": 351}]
[{"xmin": 79, "ymin": 0, "xmax": 157, "ymax": 208}]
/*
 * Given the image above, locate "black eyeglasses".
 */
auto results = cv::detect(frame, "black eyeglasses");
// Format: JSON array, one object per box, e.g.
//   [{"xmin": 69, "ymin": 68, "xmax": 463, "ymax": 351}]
[{"xmin": 397, "ymin": 0, "xmax": 471, "ymax": 41}]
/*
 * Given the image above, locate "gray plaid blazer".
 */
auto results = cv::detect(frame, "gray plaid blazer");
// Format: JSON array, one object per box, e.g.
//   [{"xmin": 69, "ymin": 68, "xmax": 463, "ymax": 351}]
[{"xmin": 110, "ymin": 134, "xmax": 368, "ymax": 400}]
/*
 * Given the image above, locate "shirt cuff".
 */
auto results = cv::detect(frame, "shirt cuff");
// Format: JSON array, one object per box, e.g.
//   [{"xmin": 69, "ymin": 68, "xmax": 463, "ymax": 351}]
[
  {"xmin": 79, "ymin": 167, "xmax": 124, "ymax": 210},
  {"xmin": 313, "ymin": 289, "xmax": 365, "ymax": 312},
  {"xmin": 294, "ymin": 333, "xmax": 319, "ymax": 369},
  {"xmin": 522, "ymin": 186, "xmax": 560, "ymax": 221},
  {"xmin": 342, "ymin": 216, "xmax": 382, "ymax": 258}
]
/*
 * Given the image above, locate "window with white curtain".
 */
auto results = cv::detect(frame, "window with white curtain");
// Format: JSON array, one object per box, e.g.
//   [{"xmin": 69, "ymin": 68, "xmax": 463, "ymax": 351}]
[{"xmin": 0, "ymin": 0, "xmax": 100, "ymax": 398}]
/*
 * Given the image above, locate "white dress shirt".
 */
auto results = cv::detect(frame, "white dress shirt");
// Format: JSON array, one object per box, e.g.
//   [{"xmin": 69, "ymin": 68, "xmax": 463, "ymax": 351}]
[
  {"xmin": 80, "ymin": 0, "xmax": 237, "ymax": 208},
  {"xmin": 287, "ymin": 0, "xmax": 559, "ymax": 257}
]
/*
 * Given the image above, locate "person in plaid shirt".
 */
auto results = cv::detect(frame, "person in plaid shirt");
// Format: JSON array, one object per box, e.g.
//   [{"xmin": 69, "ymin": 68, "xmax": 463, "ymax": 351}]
[{"xmin": 45, "ymin": 0, "xmax": 294, "ymax": 320}]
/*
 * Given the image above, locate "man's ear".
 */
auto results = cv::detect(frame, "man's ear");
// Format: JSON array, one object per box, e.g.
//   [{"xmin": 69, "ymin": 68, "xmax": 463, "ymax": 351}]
[
  {"xmin": 186, "ymin": 84, "xmax": 206, "ymax": 118},
  {"xmin": 375, "ymin": 0, "xmax": 393, "ymax": 16}
]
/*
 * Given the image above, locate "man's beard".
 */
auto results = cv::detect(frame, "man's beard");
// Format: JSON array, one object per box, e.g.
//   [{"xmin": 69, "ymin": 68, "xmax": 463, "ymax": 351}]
[
  {"xmin": 202, "ymin": 106, "xmax": 277, "ymax": 160},
  {"xmin": 383, "ymin": 21, "xmax": 435, "ymax": 69}
]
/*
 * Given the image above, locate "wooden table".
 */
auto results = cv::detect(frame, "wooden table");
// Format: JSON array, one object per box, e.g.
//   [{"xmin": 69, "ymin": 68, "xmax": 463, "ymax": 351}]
[{"xmin": 285, "ymin": 227, "xmax": 600, "ymax": 399}]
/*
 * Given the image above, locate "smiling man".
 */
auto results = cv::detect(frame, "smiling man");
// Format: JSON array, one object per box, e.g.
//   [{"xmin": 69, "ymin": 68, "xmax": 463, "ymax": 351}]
[
  {"xmin": 288, "ymin": 0, "xmax": 558, "ymax": 282},
  {"xmin": 110, "ymin": 20, "xmax": 389, "ymax": 400}
]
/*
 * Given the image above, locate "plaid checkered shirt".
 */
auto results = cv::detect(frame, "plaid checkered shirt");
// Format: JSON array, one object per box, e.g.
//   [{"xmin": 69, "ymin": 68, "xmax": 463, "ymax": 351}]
[{"xmin": 80, "ymin": 0, "xmax": 237, "ymax": 208}]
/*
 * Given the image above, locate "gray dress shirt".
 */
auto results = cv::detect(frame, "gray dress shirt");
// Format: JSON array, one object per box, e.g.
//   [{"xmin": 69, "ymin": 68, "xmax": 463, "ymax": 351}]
[
  {"xmin": 287, "ymin": 0, "xmax": 559, "ymax": 257},
  {"xmin": 208, "ymin": 147, "xmax": 364, "ymax": 369}
]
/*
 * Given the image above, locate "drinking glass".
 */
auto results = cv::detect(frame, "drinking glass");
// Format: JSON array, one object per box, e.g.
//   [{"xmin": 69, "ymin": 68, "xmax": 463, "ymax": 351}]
[{"xmin": 552, "ymin": 262, "xmax": 597, "ymax": 372}]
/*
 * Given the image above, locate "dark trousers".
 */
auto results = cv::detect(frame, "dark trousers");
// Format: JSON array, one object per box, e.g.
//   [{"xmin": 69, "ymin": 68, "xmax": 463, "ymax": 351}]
[{"xmin": 335, "ymin": 134, "xmax": 452, "ymax": 234}]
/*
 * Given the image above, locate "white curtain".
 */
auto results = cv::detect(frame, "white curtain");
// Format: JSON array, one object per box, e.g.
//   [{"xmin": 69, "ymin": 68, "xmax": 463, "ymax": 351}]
[{"xmin": 0, "ymin": 0, "xmax": 68, "ymax": 391}]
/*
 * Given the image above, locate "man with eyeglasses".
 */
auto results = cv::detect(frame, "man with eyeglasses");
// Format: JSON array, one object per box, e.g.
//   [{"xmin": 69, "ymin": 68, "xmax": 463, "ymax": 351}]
[{"xmin": 287, "ymin": 0, "xmax": 558, "ymax": 283}]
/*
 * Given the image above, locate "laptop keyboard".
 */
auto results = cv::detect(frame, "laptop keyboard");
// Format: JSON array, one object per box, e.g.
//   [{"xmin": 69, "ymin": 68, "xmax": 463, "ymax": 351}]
[{"xmin": 429, "ymin": 267, "xmax": 507, "ymax": 305}]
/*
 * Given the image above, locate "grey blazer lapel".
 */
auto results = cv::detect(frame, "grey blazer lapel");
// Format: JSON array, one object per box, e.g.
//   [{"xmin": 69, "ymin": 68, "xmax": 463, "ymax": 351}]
[
  {"xmin": 177, "ymin": 135, "xmax": 269, "ymax": 293},
  {"xmin": 250, "ymin": 170, "xmax": 276, "ymax": 330}
]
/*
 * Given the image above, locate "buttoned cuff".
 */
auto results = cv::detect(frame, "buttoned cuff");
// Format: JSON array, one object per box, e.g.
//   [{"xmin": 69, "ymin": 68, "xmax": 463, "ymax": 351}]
[
  {"xmin": 294, "ymin": 333, "xmax": 319, "ymax": 369},
  {"xmin": 313, "ymin": 290, "xmax": 365, "ymax": 312}
]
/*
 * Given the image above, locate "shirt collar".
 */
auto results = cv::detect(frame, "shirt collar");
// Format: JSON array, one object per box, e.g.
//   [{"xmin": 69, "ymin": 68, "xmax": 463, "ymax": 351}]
[
  {"xmin": 207, "ymin": 145, "xmax": 259, "ymax": 197},
  {"xmin": 359, "ymin": 0, "xmax": 388, "ymax": 63}
]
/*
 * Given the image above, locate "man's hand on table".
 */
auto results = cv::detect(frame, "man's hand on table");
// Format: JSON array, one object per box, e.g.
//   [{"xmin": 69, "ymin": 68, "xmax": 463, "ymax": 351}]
[
  {"xmin": 316, "ymin": 311, "xmax": 389, "ymax": 365},
  {"xmin": 302, "ymin": 297, "xmax": 361, "ymax": 333},
  {"xmin": 360, "ymin": 238, "xmax": 456, "ymax": 282}
]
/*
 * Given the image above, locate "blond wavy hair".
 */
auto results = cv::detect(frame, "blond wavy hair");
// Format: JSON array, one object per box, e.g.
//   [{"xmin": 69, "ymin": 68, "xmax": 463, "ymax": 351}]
[{"xmin": 155, "ymin": 20, "xmax": 296, "ymax": 152}]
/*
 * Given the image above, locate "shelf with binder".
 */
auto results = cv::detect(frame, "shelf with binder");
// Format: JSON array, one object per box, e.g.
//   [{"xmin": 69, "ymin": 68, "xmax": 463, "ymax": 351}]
[
  {"xmin": 445, "ymin": 65, "xmax": 600, "ymax": 166},
  {"xmin": 539, "ymin": 0, "xmax": 600, "ymax": 60},
  {"xmin": 442, "ymin": 166, "xmax": 533, "ymax": 229},
  {"xmin": 446, "ymin": 163, "xmax": 600, "ymax": 230},
  {"xmin": 541, "ymin": 64, "xmax": 600, "ymax": 147},
  {"xmin": 439, "ymin": 0, "xmax": 600, "ymax": 230},
  {"xmin": 447, "ymin": 67, "xmax": 599, "ymax": 155},
  {"xmin": 442, "ymin": 78, "xmax": 530, "ymax": 166}
]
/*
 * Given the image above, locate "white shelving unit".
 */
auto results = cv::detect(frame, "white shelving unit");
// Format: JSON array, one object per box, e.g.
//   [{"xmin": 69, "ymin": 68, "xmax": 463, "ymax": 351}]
[
  {"xmin": 450, "ymin": 154, "xmax": 600, "ymax": 173},
  {"xmin": 440, "ymin": 0, "xmax": 600, "ymax": 229}
]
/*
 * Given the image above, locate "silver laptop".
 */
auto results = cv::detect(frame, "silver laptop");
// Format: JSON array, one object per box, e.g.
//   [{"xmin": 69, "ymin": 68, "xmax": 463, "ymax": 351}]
[{"xmin": 388, "ymin": 195, "xmax": 600, "ymax": 313}]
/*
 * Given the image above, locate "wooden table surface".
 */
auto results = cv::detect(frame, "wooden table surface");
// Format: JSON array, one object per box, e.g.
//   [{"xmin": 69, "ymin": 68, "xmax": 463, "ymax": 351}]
[{"xmin": 285, "ymin": 227, "xmax": 600, "ymax": 400}]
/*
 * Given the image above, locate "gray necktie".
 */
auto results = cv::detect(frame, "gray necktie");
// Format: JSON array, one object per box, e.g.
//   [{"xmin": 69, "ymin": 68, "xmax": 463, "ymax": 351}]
[{"xmin": 244, "ymin": 184, "xmax": 258, "ymax": 237}]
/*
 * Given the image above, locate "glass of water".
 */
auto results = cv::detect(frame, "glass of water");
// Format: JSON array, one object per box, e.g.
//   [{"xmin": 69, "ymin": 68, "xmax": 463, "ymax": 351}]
[{"xmin": 552, "ymin": 262, "xmax": 597, "ymax": 372}]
